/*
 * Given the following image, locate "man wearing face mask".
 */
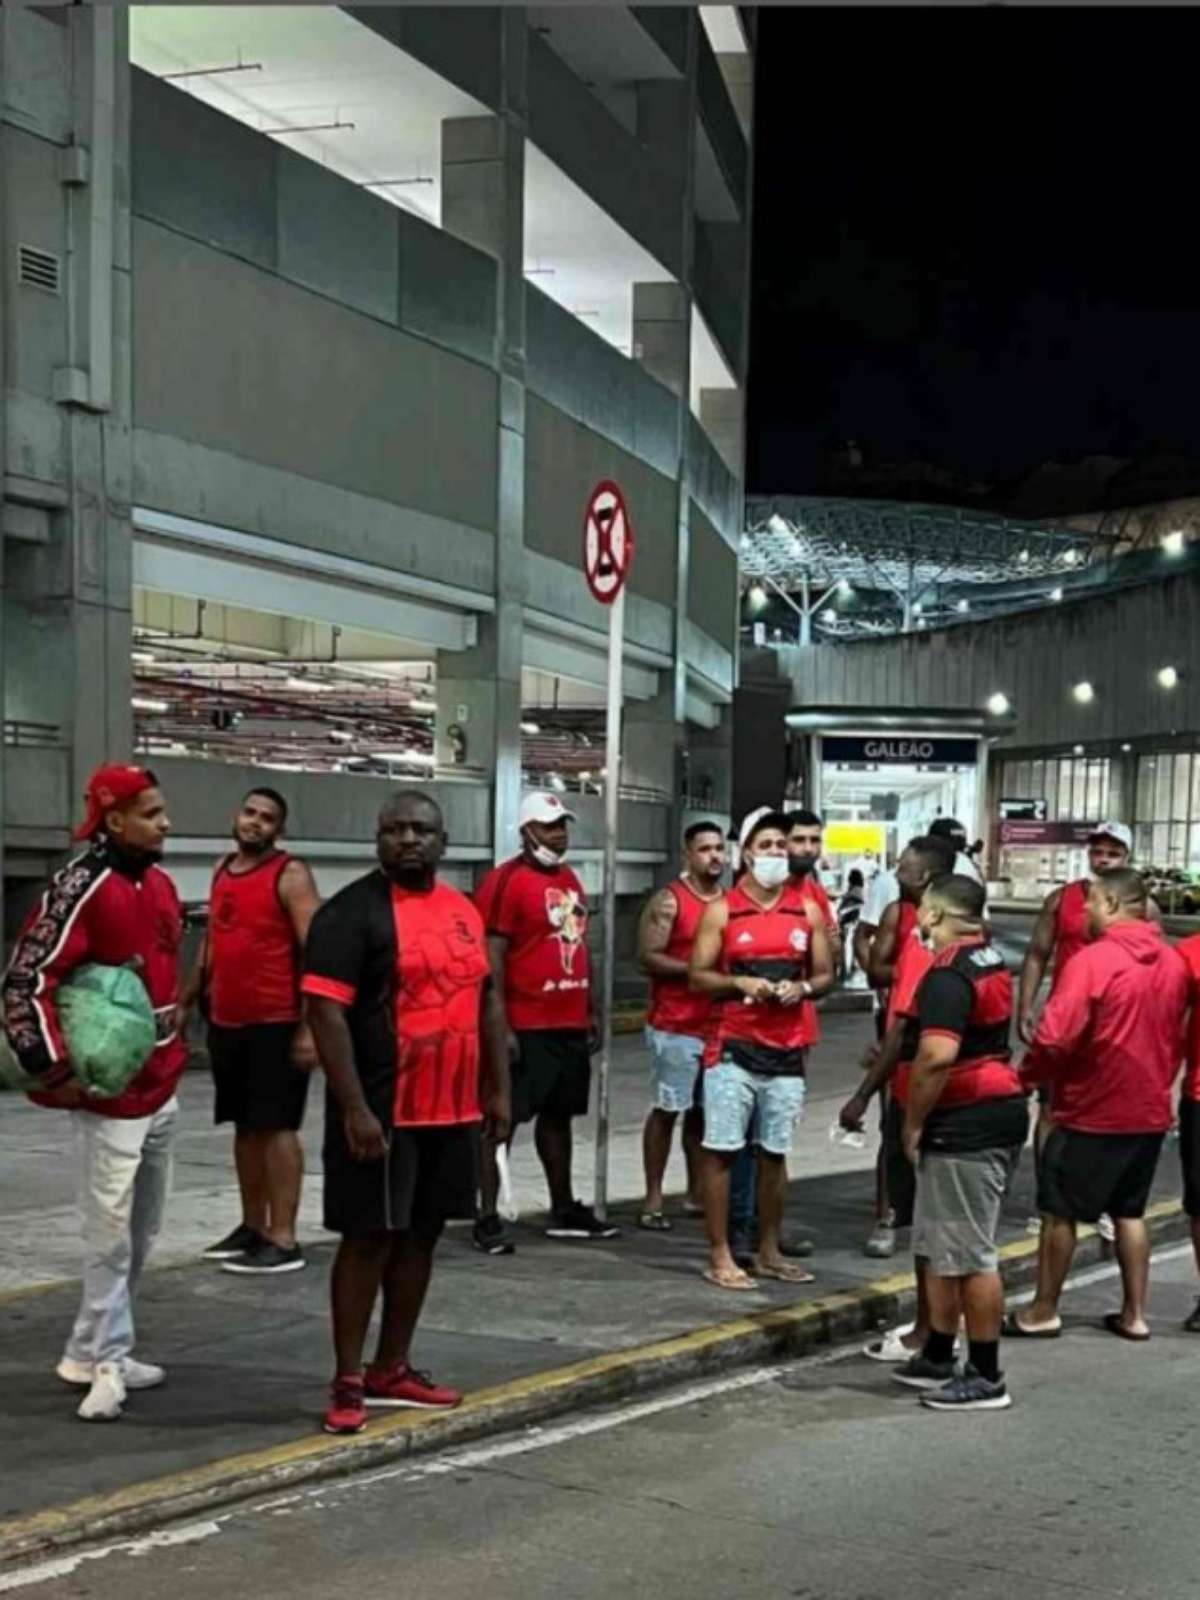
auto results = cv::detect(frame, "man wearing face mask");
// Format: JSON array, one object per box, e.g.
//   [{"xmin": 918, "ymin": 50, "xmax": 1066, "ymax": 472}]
[
  {"xmin": 473, "ymin": 793, "xmax": 617, "ymax": 1250},
  {"xmin": 690, "ymin": 811, "xmax": 834, "ymax": 1290}
]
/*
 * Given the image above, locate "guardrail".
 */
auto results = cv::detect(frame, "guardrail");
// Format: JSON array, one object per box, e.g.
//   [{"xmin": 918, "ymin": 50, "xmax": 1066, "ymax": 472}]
[{"xmin": 3, "ymin": 721, "xmax": 63, "ymax": 748}]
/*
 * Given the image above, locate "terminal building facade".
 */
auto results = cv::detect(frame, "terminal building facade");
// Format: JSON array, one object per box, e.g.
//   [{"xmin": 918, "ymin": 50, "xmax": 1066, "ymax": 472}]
[{"xmin": 0, "ymin": 4, "xmax": 752, "ymax": 929}]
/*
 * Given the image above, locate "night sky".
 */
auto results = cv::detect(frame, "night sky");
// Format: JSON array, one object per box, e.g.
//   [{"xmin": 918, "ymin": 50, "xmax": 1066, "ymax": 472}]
[{"xmin": 747, "ymin": 7, "xmax": 1200, "ymax": 497}]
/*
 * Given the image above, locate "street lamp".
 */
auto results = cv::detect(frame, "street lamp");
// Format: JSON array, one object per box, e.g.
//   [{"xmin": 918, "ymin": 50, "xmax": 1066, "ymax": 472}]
[
  {"xmin": 1072, "ymin": 681, "xmax": 1095, "ymax": 704},
  {"xmin": 1049, "ymin": 587, "xmax": 1064, "ymax": 602},
  {"xmin": 986, "ymin": 692, "xmax": 1010, "ymax": 716},
  {"xmin": 1157, "ymin": 665, "xmax": 1179, "ymax": 689},
  {"xmin": 1162, "ymin": 530, "xmax": 1185, "ymax": 557}
]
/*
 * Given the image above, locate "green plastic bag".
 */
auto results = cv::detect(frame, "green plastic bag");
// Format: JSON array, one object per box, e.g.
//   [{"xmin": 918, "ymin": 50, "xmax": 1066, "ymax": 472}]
[{"xmin": 0, "ymin": 963, "xmax": 156, "ymax": 1099}]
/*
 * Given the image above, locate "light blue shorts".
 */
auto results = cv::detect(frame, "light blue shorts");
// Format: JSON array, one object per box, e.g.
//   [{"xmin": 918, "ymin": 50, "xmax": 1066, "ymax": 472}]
[
  {"xmin": 702, "ymin": 1059, "xmax": 807, "ymax": 1157},
  {"xmin": 646, "ymin": 1027, "xmax": 704, "ymax": 1114}
]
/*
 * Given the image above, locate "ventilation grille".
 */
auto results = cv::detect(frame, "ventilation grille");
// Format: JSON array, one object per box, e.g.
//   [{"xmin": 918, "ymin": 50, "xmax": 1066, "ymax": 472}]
[{"xmin": 17, "ymin": 244, "xmax": 61, "ymax": 294}]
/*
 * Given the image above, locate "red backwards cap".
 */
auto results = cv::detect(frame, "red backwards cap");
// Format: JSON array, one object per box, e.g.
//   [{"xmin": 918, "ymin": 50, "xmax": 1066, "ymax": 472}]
[{"xmin": 74, "ymin": 763, "xmax": 156, "ymax": 840}]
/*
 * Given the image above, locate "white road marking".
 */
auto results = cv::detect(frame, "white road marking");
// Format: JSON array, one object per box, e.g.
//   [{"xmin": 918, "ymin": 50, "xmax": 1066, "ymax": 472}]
[{"xmin": 1, "ymin": 1243, "xmax": 1189, "ymax": 1592}]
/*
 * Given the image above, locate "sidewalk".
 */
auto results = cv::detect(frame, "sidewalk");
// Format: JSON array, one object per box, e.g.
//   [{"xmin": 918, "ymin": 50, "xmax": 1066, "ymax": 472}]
[{"xmin": 0, "ymin": 1015, "xmax": 1188, "ymax": 1563}]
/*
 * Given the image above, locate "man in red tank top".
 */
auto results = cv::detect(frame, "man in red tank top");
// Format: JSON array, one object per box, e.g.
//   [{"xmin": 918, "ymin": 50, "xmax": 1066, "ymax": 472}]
[
  {"xmin": 690, "ymin": 811, "xmax": 834, "ymax": 1291},
  {"xmin": 637, "ymin": 821, "xmax": 727, "ymax": 1229},
  {"xmin": 185, "ymin": 789, "xmax": 320, "ymax": 1276}
]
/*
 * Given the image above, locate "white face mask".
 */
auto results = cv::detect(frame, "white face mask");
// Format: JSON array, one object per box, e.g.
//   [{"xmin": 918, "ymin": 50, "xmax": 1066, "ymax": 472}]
[
  {"xmin": 529, "ymin": 842, "xmax": 564, "ymax": 870},
  {"xmin": 749, "ymin": 854, "xmax": 790, "ymax": 891}
]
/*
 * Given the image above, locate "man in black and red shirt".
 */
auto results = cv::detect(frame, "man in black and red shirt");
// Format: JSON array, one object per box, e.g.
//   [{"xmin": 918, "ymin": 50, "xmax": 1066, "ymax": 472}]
[
  {"xmin": 302, "ymin": 791, "xmax": 510, "ymax": 1436},
  {"xmin": 893, "ymin": 874, "xmax": 1028, "ymax": 1413},
  {"xmin": 473, "ymin": 791, "xmax": 616, "ymax": 1250}
]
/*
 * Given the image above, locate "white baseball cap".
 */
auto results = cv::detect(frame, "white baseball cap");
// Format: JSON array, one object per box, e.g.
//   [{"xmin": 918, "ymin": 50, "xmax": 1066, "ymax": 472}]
[
  {"xmin": 518, "ymin": 791, "xmax": 577, "ymax": 830},
  {"xmin": 1089, "ymin": 821, "xmax": 1133, "ymax": 852},
  {"xmin": 737, "ymin": 805, "xmax": 776, "ymax": 849}
]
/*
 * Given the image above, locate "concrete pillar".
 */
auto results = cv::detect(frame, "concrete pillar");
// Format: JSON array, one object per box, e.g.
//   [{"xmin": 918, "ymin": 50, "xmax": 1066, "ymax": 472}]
[
  {"xmin": 632, "ymin": 281, "xmax": 689, "ymax": 402},
  {"xmin": 1, "ymin": 8, "xmax": 133, "ymax": 908},
  {"xmin": 439, "ymin": 16, "xmax": 527, "ymax": 863},
  {"xmin": 623, "ymin": 686, "xmax": 681, "ymax": 803},
  {"xmin": 699, "ymin": 386, "xmax": 745, "ymax": 479}
]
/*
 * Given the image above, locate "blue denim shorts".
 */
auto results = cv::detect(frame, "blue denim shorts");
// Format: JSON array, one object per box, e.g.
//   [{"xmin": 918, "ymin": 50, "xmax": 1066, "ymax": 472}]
[
  {"xmin": 702, "ymin": 1058, "xmax": 807, "ymax": 1157},
  {"xmin": 645, "ymin": 1027, "xmax": 704, "ymax": 1114}
]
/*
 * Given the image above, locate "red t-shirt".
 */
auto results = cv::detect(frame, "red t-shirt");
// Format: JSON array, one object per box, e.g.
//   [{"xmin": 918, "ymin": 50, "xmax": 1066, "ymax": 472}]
[
  {"xmin": 1180, "ymin": 934, "xmax": 1200, "ymax": 1102},
  {"xmin": 301, "ymin": 876, "xmax": 489, "ymax": 1128},
  {"xmin": 476, "ymin": 858, "xmax": 590, "ymax": 1032}
]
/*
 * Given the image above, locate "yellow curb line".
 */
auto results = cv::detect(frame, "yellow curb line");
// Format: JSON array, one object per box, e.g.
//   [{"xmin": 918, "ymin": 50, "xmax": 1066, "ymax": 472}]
[{"xmin": 0, "ymin": 1197, "xmax": 1185, "ymax": 1566}]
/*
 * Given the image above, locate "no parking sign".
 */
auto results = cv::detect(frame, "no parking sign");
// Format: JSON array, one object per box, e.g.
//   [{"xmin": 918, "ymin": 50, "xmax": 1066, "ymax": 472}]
[{"xmin": 582, "ymin": 480, "xmax": 635, "ymax": 605}]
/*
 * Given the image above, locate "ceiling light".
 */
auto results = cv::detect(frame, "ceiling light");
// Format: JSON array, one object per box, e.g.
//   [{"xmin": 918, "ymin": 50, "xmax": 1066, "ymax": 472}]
[
  {"xmin": 1063, "ymin": 548, "xmax": 1080, "ymax": 567},
  {"xmin": 837, "ymin": 578, "xmax": 853, "ymax": 596},
  {"xmin": 408, "ymin": 697, "xmax": 437, "ymax": 713},
  {"xmin": 746, "ymin": 583, "xmax": 768, "ymax": 614},
  {"xmin": 912, "ymin": 602, "xmax": 923, "ymax": 617},
  {"xmin": 1157, "ymin": 665, "xmax": 1179, "ymax": 689},
  {"xmin": 327, "ymin": 730, "xmax": 353, "ymax": 744},
  {"xmin": 1162, "ymin": 529, "xmax": 1186, "ymax": 556},
  {"xmin": 1050, "ymin": 587, "xmax": 1064, "ymax": 602},
  {"xmin": 986, "ymin": 692, "xmax": 1010, "ymax": 716},
  {"xmin": 131, "ymin": 696, "xmax": 169, "ymax": 713},
  {"xmin": 520, "ymin": 721, "xmax": 541, "ymax": 736},
  {"xmin": 579, "ymin": 769, "xmax": 592, "ymax": 782},
  {"xmin": 1072, "ymin": 744, "xmax": 1085, "ymax": 755},
  {"xmin": 1121, "ymin": 742, "xmax": 1132, "ymax": 753},
  {"xmin": 548, "ymin": 773, "xmax": 566, "ymax": 792},
  {"xmin": 1072, "ymin": 681, "xmax": 1095, "ymax": 704},
  {"xmin": 285, "ymin": 675, "xmax": 330, "ymax": 693},
  {"xmin": 820, "ymin": 608, "xmax": 837, "ymax": 625},
  {"xmin": 956, "ymin": 598, "xmax": 970, "ymax": 613},
  {"xmin": 131, "ymin": 649, "xmax": 156, "ymax": 664},
  {"xmin": 371, "ymin": 749, "xmax": 436, "ymax": 765},
  {"xmin": 767, "ymin": 514, "xmax": 790, "ymax": 537},
  {"xmin": 1018, "ymin": 549, "xmax": 1030, "ymax": 565}
]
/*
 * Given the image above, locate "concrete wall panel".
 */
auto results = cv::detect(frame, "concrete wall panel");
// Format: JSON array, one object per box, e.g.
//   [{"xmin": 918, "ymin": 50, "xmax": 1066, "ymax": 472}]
[
  {"xmin": 7, "ymin": 130, "xmax": 68, "ymax": 398},
  {"xmin": 687, "ymin": 502, "xmax": 737, "ymax": 652},
  {"xmin": 686, "ymin": 415, "xmax": 740, "ymax": 545},
  {"xmin": 524, "ymin": 395, "xmax": 676, "ymax": 607},
  {"xmin": 276, "ymin": 150, "xmax": 399, "ymax": 324},
  {"xmin": 132, "ymin": 221, "xmax": 499, "ymax": 533},
  {"xmin": 2, "ymin": 8, "xmax": 71, "ymax": 144},
  {"xmin": 398, "ymin": 212, "xmax": 498, "ymax": 366}
]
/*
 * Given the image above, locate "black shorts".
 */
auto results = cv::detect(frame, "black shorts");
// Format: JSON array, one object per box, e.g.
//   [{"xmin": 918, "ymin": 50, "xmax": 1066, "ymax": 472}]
[
  {"xmin": 323, "ymin": 1122, "xmax": 480, "ymax": 1237},
  {"xmin": 883, "ymin": 1097, "xmax": 917, "ymax": 1229},
  {"xmin": 513, "ymin": 1029, "xmax": 591, "ymax": 1124},
  {"xmin": 210, "ymin": 1023, "xmax": 310, "ymax": 1132},
  {"xmin": 1179, "ymin": 1097, "xmax": 1200, "ymax": 1217},
  {"xmin": 1038, "ymin": 1125, "xmax": 1165, "ymax": 1223}
]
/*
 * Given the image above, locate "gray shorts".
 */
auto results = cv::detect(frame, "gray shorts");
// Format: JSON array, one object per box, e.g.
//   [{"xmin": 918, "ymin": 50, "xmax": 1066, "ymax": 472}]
[{"xmin": 912, "ymin": 1146, "xmax": 1021, "ymax": 1276}]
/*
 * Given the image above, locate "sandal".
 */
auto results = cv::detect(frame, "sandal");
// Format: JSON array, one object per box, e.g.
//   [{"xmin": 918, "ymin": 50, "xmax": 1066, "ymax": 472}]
[
  {"xmin": 703, "ymin": 1265, "xmax": 757, "ymax": 1291},
  {"xmin": 1002, "ymin": 1311, "xmax": 1062, "ymax": 1338},
  {"xmin": 637, "ymin": 1211, "xmax": 672, "ymax": 1232},
  {"xmin": 1102, "ymin": 1312, "xmax": 1150, "ymax": 1342},
  {"xmin": 753, "ymin": 1258, "xmax": 816, "ymax": 1284}
]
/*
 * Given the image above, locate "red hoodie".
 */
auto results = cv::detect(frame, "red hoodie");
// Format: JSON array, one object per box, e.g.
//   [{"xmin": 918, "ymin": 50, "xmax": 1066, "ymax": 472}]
[{"xmin": 1021, "ymin": 918, "xmax": 1188, "ymax": 1133}]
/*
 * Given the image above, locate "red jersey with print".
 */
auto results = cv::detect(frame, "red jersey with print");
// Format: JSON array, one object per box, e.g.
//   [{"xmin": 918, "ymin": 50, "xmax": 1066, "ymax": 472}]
[
  {"xmin": 207, "ymin": 852, "xmax": 300, "ymax": 1028},
  {"xmin": 648, "ymin": 878, "xmax": 715, "ymax": 1037},
  {"xmin": 887, "ymin": 910, "xmax": 935, "ymax": 1108},
  {"xmin": 707, "ymin": 883, "xmax": 813, "ymax": 1075},
  {"xmin": 1179, "ymin": 934, "xmax": 1200, "ymax": 1101},
  {"xmin": 301, "ymin": 875, "xmax": 489, "ymax": 1128},
  {"xmin": 1051, "ymin": 879, "xmax": 1090, "ymax": 989},
  {"xmin": 2, "ymin": 841, "xmax": 186, "ymax": 1119},
  {"xmin": 476, "ymin": 858, "xmax": 590, "ymax": 1031}
]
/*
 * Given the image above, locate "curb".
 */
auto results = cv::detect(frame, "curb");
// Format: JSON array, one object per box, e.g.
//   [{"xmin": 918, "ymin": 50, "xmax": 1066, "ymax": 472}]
[{"xmin": 0, "ymin": 1198, "xmax": 1186, "ymax": 1569}]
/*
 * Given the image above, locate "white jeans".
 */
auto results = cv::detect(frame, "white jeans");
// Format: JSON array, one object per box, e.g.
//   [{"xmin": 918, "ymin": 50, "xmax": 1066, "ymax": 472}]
[{"xmin": 64, "ymin": 1099, "xmax": 178, "ymax": 1366}]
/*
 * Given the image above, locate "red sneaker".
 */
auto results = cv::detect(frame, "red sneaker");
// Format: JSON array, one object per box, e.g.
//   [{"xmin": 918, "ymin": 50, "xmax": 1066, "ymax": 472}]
[
  {"xmin": 363, "ymin": 1363, "xmax": 463, "ymax": 1410},
  {"xmin": 322, "ymin": 1375, "xmax": 366, "ymax": 1435}
]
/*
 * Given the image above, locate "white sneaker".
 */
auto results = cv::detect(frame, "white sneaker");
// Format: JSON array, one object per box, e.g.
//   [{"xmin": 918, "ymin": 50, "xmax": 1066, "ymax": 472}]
[
  {"xmin": 58, "ymin": 1355, "xmax": 166, "ymax": 1390},
  {"xmin": 77, "ymin": 1361, "xmax": 126, "ymax": 1422}
]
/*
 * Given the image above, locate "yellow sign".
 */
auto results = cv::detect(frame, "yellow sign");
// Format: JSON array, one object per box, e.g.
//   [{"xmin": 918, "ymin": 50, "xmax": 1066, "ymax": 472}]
[{"xmin": 824, "ymin": 821, "xmax": 885, "ymax": 857}]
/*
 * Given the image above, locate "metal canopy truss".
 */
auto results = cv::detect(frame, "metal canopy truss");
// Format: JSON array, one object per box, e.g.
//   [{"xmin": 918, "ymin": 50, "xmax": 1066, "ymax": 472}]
[{"xmin": 742, "ymin": 496, "xmax": 1109, "ymax": 639}]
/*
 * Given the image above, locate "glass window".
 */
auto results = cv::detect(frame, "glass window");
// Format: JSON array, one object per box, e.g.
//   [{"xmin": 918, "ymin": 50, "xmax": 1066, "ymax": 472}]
[
  {"xmin": 1134, "ymin": 823, "xmax": 1154, "ymax": 863},
  {"xmin": 1072, "ymin": 761, "xmax": 1088, "ymax": 819},
  {"xmin": 1189, "ymin": 824, "xmax": 1200, "ymax": 874},
  {"xmin": 1170, "ymin": 821, "xmax": 1189, "ymax": 864},
  {"xmin": 1136, "ymin": 755, "xmax": 1156, "ymax": 824},
  {"xmin": 1044, "ymin": 759, "xmax": 1060, "ymax": 820},
  {"xmin": 1085, "ymin": 760, "xmax": 1105, "ymax": 820},
  {"xmin": 1152, "ymin": 823, "xmax": 1170, "ymax": 867},
  {"xmin": 1174, "ymin": 753, "xmax": 1192, "ymax": 820},
  {"xmin": 1030, "ymin": 759, "xmax": 1045, "ymax": 803},
  {"xmin": 1154, "ymin": 754, "xmax": 1174, "ymax": 824}
]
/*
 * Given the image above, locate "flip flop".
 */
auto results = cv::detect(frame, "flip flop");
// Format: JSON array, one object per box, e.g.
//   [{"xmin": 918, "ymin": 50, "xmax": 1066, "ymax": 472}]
[
  {"xmin": 703, "ymin": 1266, "xmax": 757, "ymax": 1291},
  {"xmin": 637, "ymin": 1211, "xmax": 672, "ymax": 1233},
  {"xmin": 683, "ymin": 1201, "xmax": 705, "ymax": 1217},
  {"xmin": 1103, "ymin": 1312, "xmax": 1150, "ymax": 1343},
  {"xmin": 1003, "ymin": 1312, "xmax": 1062, "ymax": 1338},
  {"xmin": 753, "ymin": 1259, "xmax": 816, "ymax": 1285}
]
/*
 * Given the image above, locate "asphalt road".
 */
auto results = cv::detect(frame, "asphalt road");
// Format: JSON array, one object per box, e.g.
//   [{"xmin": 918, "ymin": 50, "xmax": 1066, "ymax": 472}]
[{"xmin": 8, "ymin": 1246, "xmax": 1199, "ymax": 1600}]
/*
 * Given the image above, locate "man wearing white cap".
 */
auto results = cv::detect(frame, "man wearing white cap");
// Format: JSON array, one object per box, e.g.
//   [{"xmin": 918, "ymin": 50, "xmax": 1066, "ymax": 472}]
[
  {"xmin": 1017, "ymin": 821, "xmax": 1153, "ymax": 1237},
  {"xmin": 473, "ymin": 792, "xmax": 617, "ymax": 1251}
]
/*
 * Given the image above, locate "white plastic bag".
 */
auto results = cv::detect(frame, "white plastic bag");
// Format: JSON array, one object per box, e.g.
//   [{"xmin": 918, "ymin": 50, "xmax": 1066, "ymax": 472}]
[
  {"xmin": 828, "ymin": 1118, "xmax": 867, "ymax": 1151},
  {"xmin": 496, "ymin": 1145, "xmax": 520, "ymax": 1222}
]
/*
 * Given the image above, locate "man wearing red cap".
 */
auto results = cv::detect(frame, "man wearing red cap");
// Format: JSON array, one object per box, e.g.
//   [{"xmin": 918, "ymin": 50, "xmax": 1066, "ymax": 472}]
[
  {"xmin": 2, "ymin": 764, "xmax": 187, "ymax": 1422},
  {"xmin": 472, "ymin": 791, "xmax": 616, "ymax": 1250}
]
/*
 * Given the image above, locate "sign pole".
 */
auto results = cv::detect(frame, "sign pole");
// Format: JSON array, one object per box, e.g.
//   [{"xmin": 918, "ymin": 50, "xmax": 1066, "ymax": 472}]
[{"xmin": 595, "ymin": 584, "xmax": 624, "ymax": 1221}]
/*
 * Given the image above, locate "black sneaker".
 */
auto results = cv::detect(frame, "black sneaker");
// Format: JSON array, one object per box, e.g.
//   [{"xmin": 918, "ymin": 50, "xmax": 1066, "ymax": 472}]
[
  {"xmin": 220, "ymin": 1240, "xmax": 306, "ymax": 1275},
  {"xmin": 544, "ymin": 1201, "xmax": 620, "ymax": 1240},
  {"xmin": 203, "ymin": 1224, "xmax": 260, "ymax": 1261},
  {"xmin": 891, "ymin": 1353, "xmax": 958, "ymax": 1391},
  {"xmin": 920, "ymin": 1365, "xmax": 1012, "ymax": 1412},
  {"xmin": 473, "ymin": 1215, "xmax": 515, "ymax": 1256}
]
